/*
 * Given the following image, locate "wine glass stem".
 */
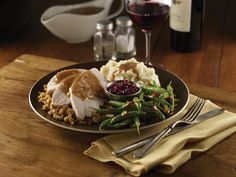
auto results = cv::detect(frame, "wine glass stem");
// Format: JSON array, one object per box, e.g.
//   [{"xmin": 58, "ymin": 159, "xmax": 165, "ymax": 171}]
[{"xmin": 144, "ymin": 31, "xmax": 152, "ymax": 65}]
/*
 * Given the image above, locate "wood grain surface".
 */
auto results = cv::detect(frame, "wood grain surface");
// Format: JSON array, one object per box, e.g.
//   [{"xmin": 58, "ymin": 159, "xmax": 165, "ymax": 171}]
[{"xmin": 0, "ymin": 54, "xmax": 235, "ymax": 177}]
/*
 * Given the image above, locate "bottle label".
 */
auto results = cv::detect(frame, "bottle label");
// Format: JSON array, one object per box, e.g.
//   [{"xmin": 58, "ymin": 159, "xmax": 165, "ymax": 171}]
[{"xmin": 170, "ymin": 0, "xmax": 192, "ymax": 32}]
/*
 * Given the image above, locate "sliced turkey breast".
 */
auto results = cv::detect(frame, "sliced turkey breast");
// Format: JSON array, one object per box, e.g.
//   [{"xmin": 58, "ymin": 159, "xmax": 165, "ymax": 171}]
[
  {"xmin": 46, "ymin": 69, "xmax": 85, "ymax": 95},
  {"xmin": 51, "ymin": 73, "xmax": 81, "ymax": 106},
  {"xmin": 70, "ymin": 68, "xmax": 107, "ymax": 120}
]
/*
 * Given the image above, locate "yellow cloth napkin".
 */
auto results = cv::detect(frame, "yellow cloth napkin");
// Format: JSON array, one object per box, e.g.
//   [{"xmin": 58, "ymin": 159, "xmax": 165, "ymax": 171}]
[{"xmin": 84, "ymin": 95, "xmax": 236, "ymax": 176}]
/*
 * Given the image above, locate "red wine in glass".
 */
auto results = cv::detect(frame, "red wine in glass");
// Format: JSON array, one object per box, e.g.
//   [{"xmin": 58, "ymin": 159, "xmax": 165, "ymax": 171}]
[
  {"xmin": 126, "ymin": 1, "xmax": 170, "ymax": 65},
  {"xmin": 127, "ymin": 2, "xmax": 169, "ymax": 31}
]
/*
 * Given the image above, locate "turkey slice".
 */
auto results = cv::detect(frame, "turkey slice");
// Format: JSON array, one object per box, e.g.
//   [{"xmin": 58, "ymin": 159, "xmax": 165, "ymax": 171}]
[
  {"xmin": 70, "ymin": 68, "xmax": 107, "ymax": 120},
  {"xmin": 52, "ymin": 73, "xmax": 81, "ymax": 106},
  {"xmin": 46, "ymin": 69, "xmax": 85, "ymax": 95}
]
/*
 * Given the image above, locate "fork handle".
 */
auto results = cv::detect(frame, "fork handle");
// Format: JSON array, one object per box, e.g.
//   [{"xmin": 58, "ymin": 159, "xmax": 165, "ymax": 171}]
[{"xmin": 133, "ymin": 126, "xmax": 172, "ymax": 159}]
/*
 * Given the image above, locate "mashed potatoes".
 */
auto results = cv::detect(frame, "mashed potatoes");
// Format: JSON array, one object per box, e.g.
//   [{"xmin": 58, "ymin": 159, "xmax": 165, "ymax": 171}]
[{"xmin": 100, "ymin": 58, "xmax": 160, "ymax": 86}]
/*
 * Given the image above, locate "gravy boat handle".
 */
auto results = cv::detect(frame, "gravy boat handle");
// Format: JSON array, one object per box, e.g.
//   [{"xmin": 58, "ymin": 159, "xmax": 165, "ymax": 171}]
[{"xmin": 105, "ymin": 0, "xmax": 124, "ymax": 20}]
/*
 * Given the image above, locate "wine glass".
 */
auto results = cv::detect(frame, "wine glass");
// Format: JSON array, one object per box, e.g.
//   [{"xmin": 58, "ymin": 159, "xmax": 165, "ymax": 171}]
[{"xmin": 126, "ymin": 0, "xmax": 170, "ymax": 65}]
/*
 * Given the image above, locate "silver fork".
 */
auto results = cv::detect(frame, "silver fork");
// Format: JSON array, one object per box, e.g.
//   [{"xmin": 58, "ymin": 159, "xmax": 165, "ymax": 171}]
[{"xmin": 132, "ymin": 98, "xmax": 206, "ymax": 159}]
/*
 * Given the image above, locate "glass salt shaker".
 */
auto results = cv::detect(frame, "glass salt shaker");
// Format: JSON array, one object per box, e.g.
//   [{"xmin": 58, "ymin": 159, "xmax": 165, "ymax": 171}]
[
  {"xmin": 93, "ymin": 20, "xmax": 115, "ymax": 61},
  {"xmin": 114, "ymin": 16, "xmax": 136, "ymax": 60}
]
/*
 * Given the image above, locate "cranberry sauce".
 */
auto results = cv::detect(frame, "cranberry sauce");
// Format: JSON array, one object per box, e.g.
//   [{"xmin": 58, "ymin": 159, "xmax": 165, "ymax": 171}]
[{"xmin": 107, "ymin": 80, "xmax": 140, "ymax": 95}]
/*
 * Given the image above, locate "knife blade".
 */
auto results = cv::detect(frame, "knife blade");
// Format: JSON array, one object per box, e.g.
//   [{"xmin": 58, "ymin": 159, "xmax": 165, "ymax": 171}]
[
  {"xmin": 112, "ymin": 108, "xmax": 224, "ymax": 157},
  {"xmin": 169, "ymin": 108, "xmax": 225, "ymax": 135}
]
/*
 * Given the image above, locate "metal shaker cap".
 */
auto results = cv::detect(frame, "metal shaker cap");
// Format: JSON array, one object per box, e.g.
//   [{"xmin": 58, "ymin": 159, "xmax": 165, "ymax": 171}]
[
  {"xmin": 96, "ymin": 20, "xmax": 113, "ymax": 30},
  {"xmin": 116, "ymin": 16, "xmax": 133, "ymax": 27}
]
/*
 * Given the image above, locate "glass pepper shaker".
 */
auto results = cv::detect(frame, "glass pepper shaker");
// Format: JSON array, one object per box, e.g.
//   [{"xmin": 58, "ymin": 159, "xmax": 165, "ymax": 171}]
[
  {"xmin": 93, "ymin": 20, "xmax": 115, "ymax": 61},
  {"xmin": 114, "ymin": 16, "xmax": 136, "ymax": 60}
]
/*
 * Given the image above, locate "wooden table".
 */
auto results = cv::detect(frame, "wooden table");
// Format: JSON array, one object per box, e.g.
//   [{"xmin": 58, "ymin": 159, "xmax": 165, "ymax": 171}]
[
  {"xmin": 0, "ymin": 55, "xmax": 235, "ymax": 177},
  {"xmin": 0, "ymin": 0, "xmax": 236, "ymax": 176}
]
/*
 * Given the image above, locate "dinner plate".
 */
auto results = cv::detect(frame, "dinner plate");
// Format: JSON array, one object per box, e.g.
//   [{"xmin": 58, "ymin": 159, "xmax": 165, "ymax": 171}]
[{"xmin": 29, "ymin": 61, "xmax": 189, "ymax": 134}]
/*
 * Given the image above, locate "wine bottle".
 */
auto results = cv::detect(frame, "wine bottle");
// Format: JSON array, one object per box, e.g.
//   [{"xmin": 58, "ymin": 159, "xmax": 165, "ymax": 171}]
[{"xmin": 170, "ymin": 0, "xmax": 204, "ymax": 52}]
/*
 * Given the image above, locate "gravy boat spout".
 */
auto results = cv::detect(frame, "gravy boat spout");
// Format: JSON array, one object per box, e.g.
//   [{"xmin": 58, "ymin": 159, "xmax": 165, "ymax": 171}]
[{"xmin": 41, "ymin": 0, "xmax": 124, "ymax": 43}]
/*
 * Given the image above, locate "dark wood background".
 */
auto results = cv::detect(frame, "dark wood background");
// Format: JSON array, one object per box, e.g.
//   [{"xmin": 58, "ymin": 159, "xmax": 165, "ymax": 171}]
[{"xmin": 0, "ymin": 0, "xmax": 236, "ymax": 92}]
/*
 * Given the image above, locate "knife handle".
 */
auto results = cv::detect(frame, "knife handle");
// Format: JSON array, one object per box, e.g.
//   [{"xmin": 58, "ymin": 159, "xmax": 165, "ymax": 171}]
[
  {"xmin": 133, "ymin": 126, "xmax": 172, "ymax": 159},
  {"xmin": 111, "ymin": 136, "xmax": 154, "ymax": 157}
]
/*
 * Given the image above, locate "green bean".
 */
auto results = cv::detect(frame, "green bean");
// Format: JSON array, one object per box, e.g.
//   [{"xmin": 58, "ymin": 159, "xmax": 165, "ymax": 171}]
[
  {"xmin": 105, "ymin": 114, "xmax": 115, "ymax": 118},
  {"xmin": 134, "ymin": 117, "xmax": 141, "ymax": 134},
  {"xmin": 154, "ymin": 97, "xmax": 171, "ymax": 107},
  {"xmin": 139, "ymin": 92, "xmax": 145, "ymax": 101},
  {"xmin": 134, "ymin": 101, "xmax": 141, "ymax": 111},
  {"xmin": 108, "ymin": 119, "xmax": 134, "ymax": 129},
  {"xmin": 141, "ymin": 107, "xmax": 165, "ymax": 120},
  {"xmin": 99, "ymin": 111, "xmax": 146, "ymax": 130},
  {"xmin": 96, "ymin": 102, "xmax": 136, "ymax": 114},
  {"xmin": 159, "ymin": 92, "xmax": 169, "ymax": 99},
  {"xmin": 107, "ymin": 100, "xmax": 126, "ymax": 107},
  {"xmin": 110, "ymin": 111, "xmax": 146, "ymax": 124},
  {"xmin": 141, "ymin": 101, "xmax": 153, "ymax": 107},
  {"xmin": 153, "ymin": 97, "xmax": 171, "ymax": 114},
  {"xmin": 95, "ymin": 107, "xmax": 126, "ymax": 114},
  {"xmin": 167, "ymin": 83, "xmax": 175, "ymax": 112},
  {"xmin": 99, "ymin": 117, "xmax": 113, "ymax": 130},
  {"xmin": 163, "ymin": 104, "xmax": 170, "ymax": 114},
  {"xmin": 153, "ymin": 106, "xmax": 166, "ymax": 120},
  {"xmin": 109, "ymin": 113, "xmax": 126, "ymax": 124},
  {"xmin": 142, "ymin": 86, "xmax": 167, "ymax": 94}
]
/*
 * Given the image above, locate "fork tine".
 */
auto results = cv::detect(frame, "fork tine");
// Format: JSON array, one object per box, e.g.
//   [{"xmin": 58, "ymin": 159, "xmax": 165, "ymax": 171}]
[
  {"xmin": 186, "ymin": 99, "xmax": 206, "ymax": 121},
  {"xmin": 184, "ymin": 99, "xmax": 204, "ymax": 121},
  {"xmin": 182, "ymin": 98, "xmax": 201, "ymax": 119}
]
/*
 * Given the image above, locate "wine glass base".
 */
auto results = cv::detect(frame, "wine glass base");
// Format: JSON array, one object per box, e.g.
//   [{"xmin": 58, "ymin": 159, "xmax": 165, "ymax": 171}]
[{"xmin": 144, "ymin": 61, "xmax": 153, "ymax": 66}]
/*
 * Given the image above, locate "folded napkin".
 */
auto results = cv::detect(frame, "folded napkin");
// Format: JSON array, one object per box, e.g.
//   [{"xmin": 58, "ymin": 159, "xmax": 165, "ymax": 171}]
[{"xmin": 84, "ymin": 95, "xmax": 236, "ymax": 176}]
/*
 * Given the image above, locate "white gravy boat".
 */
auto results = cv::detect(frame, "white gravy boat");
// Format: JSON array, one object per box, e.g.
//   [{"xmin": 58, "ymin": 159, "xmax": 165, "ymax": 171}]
[{"xmin": 41, "ymin": 0, "xmax": 124, "ymax": 43}]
